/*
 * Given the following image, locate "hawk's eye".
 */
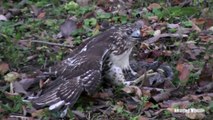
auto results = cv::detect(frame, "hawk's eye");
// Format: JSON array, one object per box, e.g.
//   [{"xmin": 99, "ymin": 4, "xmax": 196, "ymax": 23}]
[{"xmin": 126, "ymin": 30, "xmax": 133, "ymax": 35}]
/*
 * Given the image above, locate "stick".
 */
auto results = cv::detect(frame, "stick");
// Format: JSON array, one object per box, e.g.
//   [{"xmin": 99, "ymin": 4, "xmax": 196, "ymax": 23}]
[
  {"xmin": 31, "ymin": 40, "xmax": 74, "ymax": 48},
  {"xmin": 144, "ymin": 33, "xmax": 188, "ymax": 44}
]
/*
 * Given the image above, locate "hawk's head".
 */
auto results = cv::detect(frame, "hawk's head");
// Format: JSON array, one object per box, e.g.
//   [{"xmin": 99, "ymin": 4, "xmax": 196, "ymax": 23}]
[
  {"xmin": 109, "ymin": 24, "xmax": 142, "ymax": 55},
  {"xmin": 106, "ymin": 23, "xmax": 143, "ymax": 71}
]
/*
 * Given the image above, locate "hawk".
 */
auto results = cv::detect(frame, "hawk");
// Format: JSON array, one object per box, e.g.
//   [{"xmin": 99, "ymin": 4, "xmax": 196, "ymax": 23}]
[{"xmin": 30, "ymin": 24, "xmax": 142, "ymax": 111}]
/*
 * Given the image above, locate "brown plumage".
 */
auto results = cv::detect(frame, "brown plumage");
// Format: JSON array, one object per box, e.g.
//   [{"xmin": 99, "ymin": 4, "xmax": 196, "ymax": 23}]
[{"xmin": 30, "ymin": 24, "xmax": 142, "ymax": 111}]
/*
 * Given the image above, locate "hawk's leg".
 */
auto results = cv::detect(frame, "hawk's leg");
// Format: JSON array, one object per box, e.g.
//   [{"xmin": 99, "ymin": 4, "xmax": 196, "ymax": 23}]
[
  {"xmin": 106, "ymin": 64, "xmax": 139, "ymax": 86},
  {"xmin": 124, "ymin": 70, "xmax": 158, "ymax": 86},
  {"xmin": 107, "ymin": 65, "xmax": 158, "ymax": 86},
  {"xmin": 105, "ymin": 65, "xmax": 126, "ymax": 85}
]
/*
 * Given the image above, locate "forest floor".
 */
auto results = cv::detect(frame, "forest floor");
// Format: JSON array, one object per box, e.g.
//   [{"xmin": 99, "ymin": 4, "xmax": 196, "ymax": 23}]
[{"xmin": 0, "ymin": 0, "xmax": 213, "ymax": 120}]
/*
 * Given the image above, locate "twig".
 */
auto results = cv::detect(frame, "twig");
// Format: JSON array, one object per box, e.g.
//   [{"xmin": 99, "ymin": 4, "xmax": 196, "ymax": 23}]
[
  {"xmin": 144, "ymin": 33, "xmax": 188, "ymax": 44},
  {"xmin": 31, "ymin": 40, "xmax": 74, "ymax": 48}
]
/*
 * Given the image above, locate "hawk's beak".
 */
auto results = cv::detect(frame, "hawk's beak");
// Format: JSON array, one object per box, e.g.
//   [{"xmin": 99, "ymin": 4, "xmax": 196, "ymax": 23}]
[{"xmin": 131, "ymin": 30, "xmax": 141, "ymax": 39}]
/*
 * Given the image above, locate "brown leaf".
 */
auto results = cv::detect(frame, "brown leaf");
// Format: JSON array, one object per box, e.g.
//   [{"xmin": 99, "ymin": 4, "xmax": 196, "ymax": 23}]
[
  {"xmin": 0, "ymin": 62, "xmax": 9, "ymax": 75},
  {"xmin": 141, "ymin": 26, "xmax": 154, "ymax": 37},
  {"xmin": 0, "ymin": 14, "xmax": 7, "ymax": 21},
  {"xmin": 197, "ymin": 82, "xmax": 213, "ymax": 93},
  {"xmin": 161, "ymin": 100, "xmax": 190, "ymax": 109},
  {"xmin": 191, "ymin": 20, "xmax": 201, "ymax": 32},
  {"xmin": 127, "ymin": 104, "xmax": 137, "ymax": 111},
  {"xmin": 181, "ymin": 95, "xmax": 201, "ymax": 102},
  {"xmin": 185, "ymin": 113, "xmax": 205, "ymax": 120},
  {"xmin": 191, "ymin": 18, "xmax": 206, "ymax": 25},
  {"xmin": 37, "ymin": 11, "xmax": 46, "ymax": 19},
  {"xmin": 60, "ymin": 18, "xmax": 77, "ymax": 38},
  {"xmin": 204, "ymin": 18, "xmax": 213, "ymax": 29},
  {"xmin": 30, "ymin": 5, "xmax": 40, "ymax": 17},
  {"xmin": 65, "ymin": 36, "xmax": 74, "ymax": 47},
  {"xmin": 13, "ymin": 81, "xmax": 28, "ymax": 95},
  {"xmin": 148, "ymin": 16, "xmax": 158, "ymax": 22},
  {"xmin": 182, "ymin": 42, "xmax": 205, "ymax": 60},
  {"xmin": 31, "ymin": 109, "xmax": 45, "ymax": 117},
  {"xmin": 19, "ymin": 78, "xmax": 38, "ymax": 90},
  {"xmin": 4, "ymin": 72, "xmax": 20, "ymax": 82},
  {"xmin": 76, "ymin": 0, "xmax": 89, "ymax": 6},
  {"xmin": 143, "ymin": 102, "xmax": 154, "ymax": 111},
  {"xmin": 151, "ymin": 89, "xmax": 173, "ymax": 103},
  {"xmin": 138, "ymin": 116, "xmax": 149, "ymax": 120},
  {"xmin": 198, "ymin": 61, "xmax": 213, "ymax": 86},
  {"xmin": 176, "ymin": 63, "xmax": 191, "ymax": 85},
  {"xmin": 122, "ymin": 86, "xmax": 142, "ymax": 97},
  {"xmin": 147, "ymin": 3, "xmax": 161, "ymax": 10},
  {"xmin": 199, "ymin": 35, "xmax": 213, "ymax": 42},
  {"xmin": 117, "ymin": 101, "xmax": 124, "ymax": 107},
  {"xmin": 93, "ymin": 89, "xmax": 113, "ymax": 100}
]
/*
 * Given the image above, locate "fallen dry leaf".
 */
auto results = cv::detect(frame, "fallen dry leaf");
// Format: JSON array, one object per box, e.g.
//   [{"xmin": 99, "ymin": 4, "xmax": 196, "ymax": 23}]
[
  {"xmin": 126, "ymin": 104, "xmax": 137, "ymax": 111},
  {"xmin": 141, "ymin": 26, "xmax": 154, "ymax": 37},
  {"xmin": 191, "ymin": 20, "xmax": 201, "ymax": 32},
  {"xmin": 185, "ymin": 112, "xmax": 205, "ymax": 120},
  {"xmin": 37, "ymin": 11, "xmax": 46, "ymax": 19},
  {"xmin": 13, "ymin": 81, "xmax": 28, "ymax": 95},
  {"xmin": 77, "ymin": 0, "xmax": 89, "ymax": 6},
  {"xmin": 199, "ymin": 35, "xmax": 213, "ymax": 42},
  {"xmin": 147, "ymin": 3, "xmax": 161, "ymax": 10},
  {"xmin": 176, "ymin": 63, "xmax": 191, "ymax": 85},
  {"xmin": 122, "ymin": 86, "xmax": 142, "ymax": 97},
  {"xmin": 138, "ymin": 116, "xmax": 149, "ymax": 120},
  {"xmin": 150, "ymin": 88, "xmax": 175, "ymax": 103},
  {"xmin": 0, "ymin": 14, "xmax": 7, "ymax": 21},
  {"xmin": 153, "ymin": 30, "xmax": 161, "ymax": 36},
  {"xmin": 19, "ymin": 78, "xmax": 38, "ymax": 90},
  {"xmin": 0, "ymin": 62, "xmax": 9, "ymax": 75},
  {"xmin": 31, "ymin": 109, "xmax": 45, "ymax": 117},
  {"xmin": 59, "ymin": 18, "xmax": 77, "ymax": 38},
  {"xmin": 167, "ymin": 23, "xmax": 180, "ymax": 29},
  {"xmin": 197, "ymin": 82, "xmax": 213, "ymax": 93},
  {"xmin": 191, "ymin": 18, "xmax": 206, "ymax": 25},
  {"xmin": 148, "ymin": 16, "xmax": 158, "ymax": 22},
  {"xmin": 182, "ymin": 42, "xmax": 205, "ymax": 60},
  {"xmin": 160, "ymin": 100, "xmax": 190, "ymax": 109},
  {"xmin": 198, "ymin": 61, "xmax": 213, "ymax": 86},
  {"xmin": 93, "ymin": 89, "xmax": 113, "ymax": 100},
  {"xmin": 4, "ymin": 72, "xmax": 20, "ymax": 82}
]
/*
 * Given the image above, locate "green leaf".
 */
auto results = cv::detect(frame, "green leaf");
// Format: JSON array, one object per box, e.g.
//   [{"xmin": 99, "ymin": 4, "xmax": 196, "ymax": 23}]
[
  {"xmin": 120, "ymin": 16, "xmax": 127, "ymax": 24},
  {"xmin": 182, "ymin": 21, "xmax": 193, "ymax": 27},
  {"xmin": 97, "ymin": 12, "xmax": 112, "ymax": 19},
  {"xmin": 169, "ymin": 28, "xmax": 177, "ymax": 33},
  {"xmin": 84, "ymin": 18, "xmax": 97, "ymax": 27},
  {"xmin": 116, "ymin": 106, "xmax": 124, "ymax": 113},
  {"xmin": 161, "ymin": 7, "xmax": 199, "ymax": 19},
  {"xmin": 153, "ymin": 8, "xmax": 162, "ymax": 16},
  {"xmin": 64, "ymin": 1, "xmax": 79, "ymax": 11}
]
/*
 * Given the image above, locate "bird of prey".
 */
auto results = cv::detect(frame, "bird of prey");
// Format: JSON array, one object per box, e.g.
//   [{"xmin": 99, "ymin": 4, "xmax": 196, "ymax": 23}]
[{"xmin": 30, "ymin": 23, "xmax": 142, "ymax": 111}]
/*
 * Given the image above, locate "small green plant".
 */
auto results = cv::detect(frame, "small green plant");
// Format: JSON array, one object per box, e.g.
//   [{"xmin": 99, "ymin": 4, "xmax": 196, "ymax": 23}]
[
  {"xmin": 84, "ymin": 18, "xmax": 97, "ymax": 27},
  {"xmin": 0, "ymin": 95, "xmax": 25, "ymax": 114},
  {"xmin": 151, "ymin": 104, "xmax": 159, "ymax": 109},
  {"xmin": 64, "ymin": 1, "xmax": 79, "ymax": 11},
  {"xmin": 97, "ymin": 12, "xmax": 112, "ymax": 19},
  {"xmin": 112, "ymin": 15, "xmax": 128, "ymax": 24},
  {"xmin": 140, "ymin": 96, "xmax": 149, "ymax": 107},
  {"xmin": 163, "ymin": 110, "xmax": 172, "ymax": 117},
  {"xmin": 64, "ymin": 2, "xmax": 93, "ymax": 16},
  {"xmin": 182, "ymin": 21, "xmax": 193, "ymax": 28},
  {"xmin": 209, "ymin": 101, "xmax": 213, "ymax": 112},
  {"xmin": 187, "ymin": 73, "xmax": 199, "ymax": 84}
]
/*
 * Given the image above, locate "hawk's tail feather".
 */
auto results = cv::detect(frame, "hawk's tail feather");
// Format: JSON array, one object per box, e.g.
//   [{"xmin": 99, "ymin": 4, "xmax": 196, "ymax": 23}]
[{"xmin": 30, "ymin": 77, "xmax": 84, "ymax": 110}]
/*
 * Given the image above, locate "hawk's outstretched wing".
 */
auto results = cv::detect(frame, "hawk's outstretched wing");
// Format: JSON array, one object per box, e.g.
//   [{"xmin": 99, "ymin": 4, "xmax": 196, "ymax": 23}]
[
  {"xmin": 30, "ymin": 24, "xmax": 142, "ymax": 110},
  {"xmin": 30, "ymin": 28, "xmax": 114, "ymax": 110}
]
